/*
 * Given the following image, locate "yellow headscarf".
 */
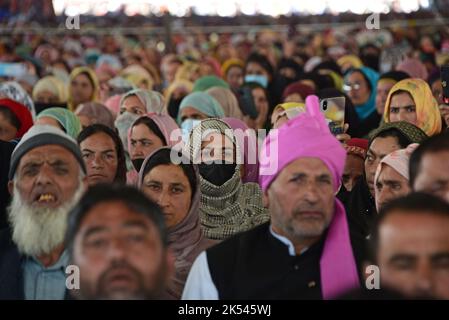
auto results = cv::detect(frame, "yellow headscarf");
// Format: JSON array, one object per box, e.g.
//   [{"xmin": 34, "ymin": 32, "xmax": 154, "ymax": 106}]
[
  {"xmin": 174, "ymin": 62, "xmax": 201, "ymax": 83},
  {"xmin": 221, "ymin": 58, "xmax": 245, "ymax": 77},
  {"xmin": 164, "ymin": 79, "xmax": 194, "ymax": 100},
  {"xmin": 120, "ymin": 64, "xmax": 154, "ymax": 90},
  {"xmin": 337, "ymin": 55, "xmax": 363, "ymax": 71},
  {"xmin": 32, "ymin": 76, "xmax": 67, "ymax": 103},
  {"xmin": 384, "ymin": 78, "xmax": 442, "ymax": 136},
  {"xmin": 67, "ymin": 66, "xmax": 100, "ymax": 111}
]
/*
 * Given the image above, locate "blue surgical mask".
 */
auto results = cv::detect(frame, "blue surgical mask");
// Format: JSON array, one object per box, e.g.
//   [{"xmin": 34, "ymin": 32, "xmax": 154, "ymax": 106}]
[
  {"xmin": 181, "ymin": 119, "xmax": 201, "ymax": 143},
  {"xmin": 245, "ymin": 74, "xmax": 268, "ymax": 88}
]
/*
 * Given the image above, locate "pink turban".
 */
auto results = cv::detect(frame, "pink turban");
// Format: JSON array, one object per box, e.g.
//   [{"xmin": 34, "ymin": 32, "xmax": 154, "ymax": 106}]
[{"xmin": 259, "ymin": 95, "xmax": 360, "ymax": 299}]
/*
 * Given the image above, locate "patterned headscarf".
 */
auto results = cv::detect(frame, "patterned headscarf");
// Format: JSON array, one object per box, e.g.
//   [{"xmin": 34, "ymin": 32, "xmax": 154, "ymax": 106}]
[
  {"xmin": 184, "ymin": 118, "xmax": 269, "ymax": 240},
  {"xmin": 0, "ymin": 81, "xmax": 36, "ymax": 120},
  {"xmin": 383, "ymin": 78, "xmax": 442, "ymax": 136}
]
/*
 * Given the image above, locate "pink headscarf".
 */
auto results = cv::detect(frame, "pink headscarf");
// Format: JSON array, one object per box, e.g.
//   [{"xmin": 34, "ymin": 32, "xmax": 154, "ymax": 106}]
[
  {"xmin": 374, "ymin": 143, "xmax": 419, "ymax": 184},
  {"xmin": 222, "ymin": 117, "xmax": 259, "ymax": 184},
  {"xmin": 126, "ymin": 113, "xmax": 181, "ymax": 185},
  {"xmin": 259, "ymin": 95, "xmax": 360, "ymax": 299},
  {"xmin": 104, "ymin": 94, "xmax": 122, "ymax": 119},
  {"xmin": 396, "ymin": 58, "xmax": 428, "ymax": 80}
]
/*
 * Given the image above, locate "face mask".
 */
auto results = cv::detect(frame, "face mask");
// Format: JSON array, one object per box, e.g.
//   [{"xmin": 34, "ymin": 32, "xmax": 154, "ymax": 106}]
[
  {"xmin": 181, "ymin": 119, "xmax": 201, "ymax": 143},
  {"xmin": 245, "ymin": 74, "xmax": 268, "ymax": 88},
  {"xmin": 198, "ymin": 163, "xmax": 236, "ymax": 186},
  {"xmin": 132, "ymin": 158, "xmax": 145, "ymax": 172}
]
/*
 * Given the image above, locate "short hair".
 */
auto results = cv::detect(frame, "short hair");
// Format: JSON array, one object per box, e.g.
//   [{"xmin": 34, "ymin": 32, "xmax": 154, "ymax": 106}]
[
  {"xmin": 77, "ymin": 124, "xmax": 127, "ymax": 184},
  {"xmin": 141, "ymin": 148, "xmax": 196, "ymax": 201},
  {"xmin": 131, "ymin": 116, "xmax": 167, "ymax": 145},
  {"xmin": 0, "ymin": 107, "xmax": 20, "ymax": 130},
  {"xmin": 369, "ymin": 192, "xmax": 449, "ymax": 263},
  {"xmin": 409, "ymin": 131, "xmax": 449, "ymax": 188},
  {"xmin": 65, "ymin": 184, "xmax": 168, "ymax": 256}
]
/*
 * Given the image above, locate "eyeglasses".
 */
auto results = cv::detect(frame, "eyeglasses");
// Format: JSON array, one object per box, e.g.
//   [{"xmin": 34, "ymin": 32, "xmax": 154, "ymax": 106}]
[{"xmin": 343, "ymin": 82, "xmax": 362, "ymax": 92}]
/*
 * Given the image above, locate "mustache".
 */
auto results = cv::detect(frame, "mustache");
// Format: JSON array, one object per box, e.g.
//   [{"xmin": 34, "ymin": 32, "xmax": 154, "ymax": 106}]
[
  {"xmin": 97, "ymin": 260, "xmax": 143, "ymax": 289},
  {"xmin": 292, "ymin": 205, "xmax": 325, "ymax": 218}
]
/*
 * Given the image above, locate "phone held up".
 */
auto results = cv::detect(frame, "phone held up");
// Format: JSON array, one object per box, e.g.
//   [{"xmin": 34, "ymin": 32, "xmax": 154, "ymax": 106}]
[
  {"xmin": 441, "ymin": 65, "xmax": 449, "ymax": 105},
  {"xmin": 319, "ymin": 96, "xmax": 346, "ymax": 135}
]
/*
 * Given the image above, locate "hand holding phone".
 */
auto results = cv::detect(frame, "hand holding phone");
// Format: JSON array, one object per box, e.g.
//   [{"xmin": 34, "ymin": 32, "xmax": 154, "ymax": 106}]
[{"xmin": 319, "ymin": 97, "xmax": 346, "ymax": 135}]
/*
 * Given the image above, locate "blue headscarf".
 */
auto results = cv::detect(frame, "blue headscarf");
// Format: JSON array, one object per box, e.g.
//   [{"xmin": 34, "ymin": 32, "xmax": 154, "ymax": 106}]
[{"xmin": 345, "ymin": 67, "xmax": 379, "ymax": 120}]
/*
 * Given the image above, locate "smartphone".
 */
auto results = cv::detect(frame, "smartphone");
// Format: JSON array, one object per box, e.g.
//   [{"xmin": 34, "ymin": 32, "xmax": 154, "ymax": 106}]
[
  {"xmin": 441, "ymin": 65, "xmax": 449, "ymax": 105},
  {"xmin": 319, "ymin": 97, "xmax": 346, "ymax": 135}
]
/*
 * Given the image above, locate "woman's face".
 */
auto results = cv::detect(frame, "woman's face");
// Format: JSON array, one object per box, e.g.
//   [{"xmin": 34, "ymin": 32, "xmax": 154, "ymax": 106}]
[
  {"xmin": 345, "ymin": 71, "xmax": 371, "ymax": 106},
  {"xmin": 0, "ymin": 110, "xmax": 18, "ymax": 141},
  {"xmin": 70, "ymin": 73, "xmax": 94, "ymax": 108},
  {"xmin": 226, "ymin": 66, "xmax": 244, "ymax": 89},
  {"xmin": 142, "ymin": 164, "xmax": 192, "ymax": 229},
  {"xmin": 246, "ymin": 62, "xmax": 270, "ymax": 81},
  {"xmin": 389, "ymin": 92, "xmax": 417, "ymax": 127},
  {"xmin": 251, "ymin": 88, "xmax": 269, "ymax": 129},
  {"xmin": 130, "ymin": 123, "xmax": 165, "ymax": 161},
  {"xmin": 120, "ymin": 95, "xmax": 147, "ymax": 116},
  {"xmin": 80, "ymin": 132, "xmax": 118, "ymax": 186}
]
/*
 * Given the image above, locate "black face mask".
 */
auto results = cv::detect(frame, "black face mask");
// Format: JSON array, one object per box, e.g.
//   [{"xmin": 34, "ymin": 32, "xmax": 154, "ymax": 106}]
[
  {"xmin": 132, "ymin": 158, "xmax": 145, "ymax": 172},
  {"xmin": 167, "ymin": 96, "xmax": 185, "ymax": 119},
  {"xmin": 198, "ymin": 163, "xmax": 236, "ymax": 186}
]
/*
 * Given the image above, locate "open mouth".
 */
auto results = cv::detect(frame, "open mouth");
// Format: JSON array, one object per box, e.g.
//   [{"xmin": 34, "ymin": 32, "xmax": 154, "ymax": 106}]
[{"xmin": 35, "ymin": 193, "xmax": 57, "ymax": 204}]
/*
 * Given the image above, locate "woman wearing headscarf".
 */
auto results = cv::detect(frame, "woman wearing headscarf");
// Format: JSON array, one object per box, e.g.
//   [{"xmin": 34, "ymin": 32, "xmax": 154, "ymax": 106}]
[
  {"xmin": 222, "ymin": 117, "xmax": 259, "ymax": 184},
  {"xmin": 119, "ymin": 88, "xmax": 166, "ymax": 116},
  {"xmin": 396, "ymin": 58, "xmax": 428, "ymax": 80},
  {"xmin": 75, "ymin": 102, "xmax": 115, "ymax": 130},
  {"xmin": 67, "ymin": 66, "xmax": 100, "ymax": 111},
  {"xmin": 164, "ymin": 80, "xmax": 194, "ymax": 119},
  {"xmin": 0, "ymin": 81, "xmax": 36, "ymax": 120},
  {"xmin": 206, "ymin": 87, "xmax": 244, "ymax": 120},
  {"xmin": 35, "ymin": 107, "xmax": 82, "ymax": 139},
  {"xmin": 138, "ymin": 147, "xmax": 215, "ymax": 299},
  {"xmin": 337, "ymin": 55, "xmax": 363, "ymax": 74},
  {"xmin": 184, "ymin": 118, "xmax": 270, "ymax": 240},
  {"xmin": 175, "ymin": 62, "xmax": 201, "ymax": 83},
  {"xmin": 383, "ymin": 78, "xmax": 442, "ymax": 137},
  {"xmin": 120, "ymin": 64, "xmax": 154, "ymax": 90},
  {"xmin": 177, "ymin": 92, "xmax": 225, "ymax": 135},
  {"xmin": 127, "ymin": 113, "xmax": 180, "ymax": 185},
  {"xmin": 221, "ymin": 58, "xmax": 244, "ymax": 91},
  {"xmin": 32, "ymin": 76, "xmax": 67, "ymax": 104},
  {"xmin": 270, "ymin": 102, "xmax": 305, "ymax": 129},
  {"xmin": 77, "ymin": 124, "xmax": 127, "ymax": 186},
  {"xmin": 192, "ymin": 75, "xmax": 230, "ymax": 92},
  {"xmin": 281, "ymin": 81, "xmax": 315, "ymax": 103},
  {"xmin": 343, "ymin": 67, "xmax": 381, "ymax": 136},
  {"xmin": 375, "ymin": 71, "xmax": 409, "ymax": 116},
  {"xmin": 0, "ymin": 98, "xmax": 33, "ymax": 142}
]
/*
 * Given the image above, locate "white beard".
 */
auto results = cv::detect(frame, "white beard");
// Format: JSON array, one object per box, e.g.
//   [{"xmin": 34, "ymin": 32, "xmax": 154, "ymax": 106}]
[{"xmin": 7, "ymin": 182, "xmax": 85, "ymax": 257}]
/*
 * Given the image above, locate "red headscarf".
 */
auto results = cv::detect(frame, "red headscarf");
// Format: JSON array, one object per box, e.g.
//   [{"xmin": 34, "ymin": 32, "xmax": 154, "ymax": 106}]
[
  {"xmin": 282, "ymin": 81, "xmax": 315, "ymax": 101},
  {"xmin": 0, "ymin": 98, "xmax": 33, "ymax": 138}
]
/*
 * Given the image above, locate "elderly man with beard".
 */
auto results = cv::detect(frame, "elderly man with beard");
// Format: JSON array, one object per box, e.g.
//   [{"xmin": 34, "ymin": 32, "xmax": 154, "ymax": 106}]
[
  {"xmin": 0, "ymin": 125, "xmax": 87, "ymax": 300},
  {"xmin": 66, "ymin": 185, "xmax": 173, "ymax": 300},
  {"xmin": 182, "ymin": 96, "xmax": 365, "ymax": 300}
]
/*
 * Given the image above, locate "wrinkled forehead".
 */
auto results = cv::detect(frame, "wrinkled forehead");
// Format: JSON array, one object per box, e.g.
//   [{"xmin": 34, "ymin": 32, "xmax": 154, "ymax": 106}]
[{"xmin": 18, "ymin": 144, "xmax": 79, "ymax": 170}]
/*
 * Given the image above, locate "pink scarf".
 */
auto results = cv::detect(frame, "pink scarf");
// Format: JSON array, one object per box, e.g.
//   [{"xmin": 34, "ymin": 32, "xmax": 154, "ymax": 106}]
[{"xmin": 259, "ymin": 95, "xmax": 360, "ymax": 299}]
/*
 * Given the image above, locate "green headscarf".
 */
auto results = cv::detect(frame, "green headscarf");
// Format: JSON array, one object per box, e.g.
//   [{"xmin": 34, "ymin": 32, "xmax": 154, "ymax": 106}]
[
  {"xmin": 37, "ymin": 107, "xmax": 82, "ymax": 139},
  {"xmin": 192, "ymin": 75, "xmax": 230, "ymax": 92},
  {"xmin": 369, "ymin": 121, "xmax": 428, "ymax": 145}
]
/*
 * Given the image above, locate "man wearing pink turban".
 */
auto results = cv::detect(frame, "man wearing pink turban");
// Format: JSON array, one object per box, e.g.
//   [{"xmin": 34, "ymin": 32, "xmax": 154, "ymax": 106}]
[{"xmin": 182, "ymin": 96, "xmax": 362, "ymax": 300}]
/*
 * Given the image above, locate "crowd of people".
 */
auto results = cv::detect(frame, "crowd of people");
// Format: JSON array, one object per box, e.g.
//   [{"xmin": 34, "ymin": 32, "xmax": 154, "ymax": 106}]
[{"xmin": 0, "ymin": 17, "xmax": 449, "ymax": 300}]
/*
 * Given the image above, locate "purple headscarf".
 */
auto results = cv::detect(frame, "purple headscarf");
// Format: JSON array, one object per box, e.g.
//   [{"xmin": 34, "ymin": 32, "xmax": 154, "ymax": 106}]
[
  {"xmin": 222, "ymin": 117, "xmax": 259, "ymax": 184},
  {"xmin": 259, "ymin": 95, "xmax": 360, "ymax": 299}
]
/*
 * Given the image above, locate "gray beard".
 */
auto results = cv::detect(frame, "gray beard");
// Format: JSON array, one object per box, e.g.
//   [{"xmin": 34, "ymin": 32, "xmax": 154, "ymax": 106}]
[{"xmin": 7, "ymin": 183, "xmax": 85, "ymax": 257}]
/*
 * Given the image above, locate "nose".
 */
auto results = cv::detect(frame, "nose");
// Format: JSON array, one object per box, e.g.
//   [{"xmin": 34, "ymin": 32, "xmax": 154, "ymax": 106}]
[
  {"xmin": 108, "ymin": 238, "xmax": 127, "ymax": 261},
  {"xmin": 303, "ymin": 182, "xmax": 320, "ymax": 204},
  {"xmin": 91, "ymin": 153, "xmax": 104, "ymax": 169},
  {"xmin": 157, "ymin": 190, "xmax": 170, "ymax": 209},
  {"xmin": 413, "ymin": 263, "xmax": 433, "ymax": 297},
  {"xmin": 131, "ymin": 144, "xmax": 144, "ymax": 158},
  {"xmin": 35, "ymin": 164, "xmax": 53, "ymax": 186}
]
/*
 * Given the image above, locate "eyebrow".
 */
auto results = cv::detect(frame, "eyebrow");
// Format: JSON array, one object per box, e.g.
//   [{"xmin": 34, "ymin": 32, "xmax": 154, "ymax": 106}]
[
  {"xmin": 379, "ymin": 179, "xmax": 401, "ymax": 186},
  {"xmin": 389, "ymin": 254, "xmax": 417, "ymax": 263},
  {"xmin": 82, "ymin": 148, "xmax": 115, "ymax": 154},
  {"xmin": 390, "ymin": 104, "xmax": 416, "ymax": 109},
  {"xmin": 84, "ymin": 226, "xmax": 108, "ymax": 239},
  {"xmin": 430, "ymin": 252, "xmax": 449, "ymax": 262}
]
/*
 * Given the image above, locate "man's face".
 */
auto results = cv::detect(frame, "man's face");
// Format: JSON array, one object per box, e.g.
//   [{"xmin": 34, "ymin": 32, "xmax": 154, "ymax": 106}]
[
  {"xmin": 265, "ymin": 158, "xmax": 335, "ymax": 247},
  {"xmin": 375, "ymin": 164, "xmax": 411, "ymax": 211},
  {"xmin": 365, "ymin": 136, "xmax": 401, "ymax": 197},
  {"xmin": 14, "ymin": 145, "xmax": 83, "ymax": 208},
  {"xmin": 377, "ymin": 211, "xmax": 449, "ymax": 299},
  {"xmin": 72, "ymin": 201, "xmax": 171, "ymax": 300},
  {"xmin": 413, "ymin": 151, "xmax": 449, "ymax": 203}
]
